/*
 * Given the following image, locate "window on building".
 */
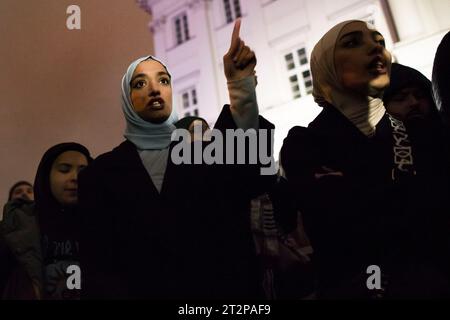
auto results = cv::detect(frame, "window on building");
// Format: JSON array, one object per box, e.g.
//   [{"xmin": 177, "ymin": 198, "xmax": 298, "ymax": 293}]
[
  {"xmin": 297, "ymin": 48, "xmax": 308, "ymax": 65},
  {"xmin": 289, "ymin": 75, "xmax": 301, "ymax": 99},
  {"xmin": 174, "ymin": 12, "xmax": 190, "ymax": 45},
  {"xmin": 284, "ymin": 46, "xmax": 312, "ymax": 99},
  {"xmin": 223, "ymin": 0, "xmax": 242, "ymax": 24},
  {"xmin": 302, "ymin": 70, "xmax": 312, "ymax": 94},
  {"xmin": 302, "ymin": 70, "xmax": 313, "ymax": 94},
  {"xmin": 180, "ymin": 87, "xmax": 199, "ymax": 118},
  {"xmin": 233, "ymin": 0, "xmax": 242, "ymax": 18},
  {"xmin": 182, "ymin": 92, "xmax": 189, "ymax": 109},
  {"xmin": 284, "ymin": 53, "xmax": 295, "ymax": 70},
  {"xmin": 191, "ymin": 88, "xmax": 197, "ymax": 105},
  {"xmin": 365, "ymin": 17, "xmax": 375, "ymax": 26},
  {"xmin": 183, "ymin": 14, "xmax": 189, "ymax": 41}
]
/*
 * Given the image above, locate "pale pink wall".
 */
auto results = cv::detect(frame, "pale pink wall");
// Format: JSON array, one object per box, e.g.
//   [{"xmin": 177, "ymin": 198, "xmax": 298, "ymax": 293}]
[{"xmin": 0, "ymin": 0, "xmax": 154, "ymax": 204}]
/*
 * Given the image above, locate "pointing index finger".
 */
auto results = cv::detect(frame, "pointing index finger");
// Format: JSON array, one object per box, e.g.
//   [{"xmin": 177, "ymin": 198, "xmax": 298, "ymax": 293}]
[
  {"xmin": 227, "ymin": 18, "xmax": 241, "ymax": 56},
  {"xmin": 231, "ymin": 18, "xmax": 241, "ymax": 44}
]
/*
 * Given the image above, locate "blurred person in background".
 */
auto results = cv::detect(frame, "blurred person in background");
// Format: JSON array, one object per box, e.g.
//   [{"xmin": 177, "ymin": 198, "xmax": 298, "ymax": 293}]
[{"xmin": 8, "ymin": 181, "xmax": 34, "ymax": 202}]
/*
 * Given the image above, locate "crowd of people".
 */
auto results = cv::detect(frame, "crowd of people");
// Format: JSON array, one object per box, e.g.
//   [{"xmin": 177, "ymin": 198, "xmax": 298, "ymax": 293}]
[{"xmin": 1, "ymin": 19, "xmax": 449, "ymax": 300}]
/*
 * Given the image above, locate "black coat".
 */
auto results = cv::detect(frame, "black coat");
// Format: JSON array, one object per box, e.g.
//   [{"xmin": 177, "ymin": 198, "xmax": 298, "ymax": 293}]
[
  {"xmin": 78, "ymin": 106, "xmax": 274, "ymax": 299},
  {"xmin": 281, "ymin": 106, "xmax": 450, "ymax": 299}
]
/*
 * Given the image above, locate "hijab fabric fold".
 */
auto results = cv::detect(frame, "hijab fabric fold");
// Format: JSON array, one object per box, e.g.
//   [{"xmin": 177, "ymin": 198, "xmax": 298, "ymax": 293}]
[{"xmin": 121, "ymin": 55, "xmax": 179, "ymax": 150}]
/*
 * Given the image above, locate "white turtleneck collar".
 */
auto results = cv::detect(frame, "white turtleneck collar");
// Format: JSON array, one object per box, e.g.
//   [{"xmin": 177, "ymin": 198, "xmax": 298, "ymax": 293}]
[
  {"xmin": 331, "ymin": 90, "xmax": 386, "ymax": 136},
  {"xmin": 310, "ymin": 20, "xmax": 390, "ymax": 137}
]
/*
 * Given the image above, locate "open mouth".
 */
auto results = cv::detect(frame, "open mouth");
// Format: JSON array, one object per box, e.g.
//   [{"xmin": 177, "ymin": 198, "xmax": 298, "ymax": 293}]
[
  {"xmin": 367, "ymin": 56, "xmax": 387, "ymax": 74},
  {"xmin": 147, "ymin": 98, "xmax": 165, "ymax": 110}
]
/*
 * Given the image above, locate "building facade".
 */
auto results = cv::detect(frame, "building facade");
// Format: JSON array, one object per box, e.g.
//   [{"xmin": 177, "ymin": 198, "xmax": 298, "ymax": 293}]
[{"xmin": 137, "ymin": 0, "xmax": 450, "ymax": 158}]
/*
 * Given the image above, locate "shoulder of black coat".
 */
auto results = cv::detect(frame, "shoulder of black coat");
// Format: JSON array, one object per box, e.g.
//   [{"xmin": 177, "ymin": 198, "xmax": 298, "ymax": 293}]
[{"xmin": 80, "ymin": 140, "xmax": 138, "ymax": 179}]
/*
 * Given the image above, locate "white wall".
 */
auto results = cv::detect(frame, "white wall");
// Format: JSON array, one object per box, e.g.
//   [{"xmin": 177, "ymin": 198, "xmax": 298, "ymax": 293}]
[
  {"xmin": 389, "ymin": 0, "xmax": 450, "ymax": 77},
  {"xmin": 141, "ymin": 0, "xmax": 450, "ymax": 159}
]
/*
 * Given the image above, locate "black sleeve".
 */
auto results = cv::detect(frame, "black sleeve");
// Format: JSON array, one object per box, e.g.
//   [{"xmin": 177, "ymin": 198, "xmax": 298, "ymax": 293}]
[
  {"xmin": 280, "ymin": 127, "xmax": 353, "ymax": 248},
  {"xmin": 213, "ymin": 105, "xmax": 276, "ymax": 199},
  {"xmin": 280, "ymin": 127, "xmax": 324, "ymax": 200},
  {"xmin": 213, "ymin": 104, "xmax": 273, "ymax": 132},
  {"xmin": 78, "ymin": 165, "xmax": 130, "ymax": 299},
  {"xmin": 0, "ymin": 238, "xmax": 15, "ymax": 296}
]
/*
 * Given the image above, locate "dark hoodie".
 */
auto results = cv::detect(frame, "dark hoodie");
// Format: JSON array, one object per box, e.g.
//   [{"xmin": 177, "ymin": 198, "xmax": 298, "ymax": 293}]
[
  {"xmin": 383, "ymin": 63, "xmax": 449, "ymax": 175},
  {"xmin": 34, "ymin": 142, "xmax": 92, "ymax": 299},
  {"xmin": 432, "ymin": 31, "xmax": 450, "ymax": 128},
  {"xmin": 383, "ymin": 63, "xmax": 441, "ymax": 123}
]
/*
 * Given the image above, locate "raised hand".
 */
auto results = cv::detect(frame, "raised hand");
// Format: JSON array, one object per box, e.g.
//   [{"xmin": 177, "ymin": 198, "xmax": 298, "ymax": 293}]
[{"xmin": 223, "ymin": 18, "xmax": 257, "ymax": 82}]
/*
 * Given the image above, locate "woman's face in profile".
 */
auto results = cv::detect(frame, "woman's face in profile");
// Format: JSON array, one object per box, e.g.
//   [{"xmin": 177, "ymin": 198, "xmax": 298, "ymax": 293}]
[
  {"xmin": 334, "ymin": 21, "xmax": 392, "ymax": 96},
  {"xmin": 130, "ymin": 60, "xmax": 173, "ymax": 124}
]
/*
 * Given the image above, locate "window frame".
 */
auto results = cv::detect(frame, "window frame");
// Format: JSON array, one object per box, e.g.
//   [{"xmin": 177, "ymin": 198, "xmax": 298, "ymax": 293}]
[
  {"xmin": 180, "ymin": 86, "xmax": 199, "ymax": 118},
  {"xmin": 173, "ymin": 11, "xmax": 190, "ymax": 46},
  {"xmin": 284, "ymin": 46, "xmax": 313, "ymax": 100},
  {"xmin": 222, "ymin": 0, "xmax": 242, "ymax": 25}
]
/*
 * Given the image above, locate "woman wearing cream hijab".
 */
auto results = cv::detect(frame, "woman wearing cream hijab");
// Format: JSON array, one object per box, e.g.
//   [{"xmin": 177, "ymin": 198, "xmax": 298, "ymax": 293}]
[{"xmin": 280, "ymin": 20, "xmax": 450, "ymax": 299}]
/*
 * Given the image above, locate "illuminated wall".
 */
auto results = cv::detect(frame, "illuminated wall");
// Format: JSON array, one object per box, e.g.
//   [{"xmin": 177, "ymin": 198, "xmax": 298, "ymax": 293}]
[
  {"xmin": 139, "ymin": 0, "xmax": 449, "ymax": 160},
  {"xmin": 0, "ymin": 0, "xmax": 154, "ymax": 205}
]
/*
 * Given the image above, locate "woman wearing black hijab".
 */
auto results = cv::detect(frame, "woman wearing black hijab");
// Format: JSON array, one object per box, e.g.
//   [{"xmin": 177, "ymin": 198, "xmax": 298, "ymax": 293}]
[{"xmin": 0, "ymin": 143, "xmax": 92, "ymax": 299}]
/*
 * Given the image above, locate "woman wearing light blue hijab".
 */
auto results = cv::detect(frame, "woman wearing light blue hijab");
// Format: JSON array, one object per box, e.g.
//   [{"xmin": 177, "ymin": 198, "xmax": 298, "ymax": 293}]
[
  {"xmin": 121, "ymin": 55, "xmax": 178, "ymax": 150},
  {"xmin": 78, "ymin": 19, "xmax": 275, "ymax": 299},
  {"xmin": 120, "ymin": 55, "xmax": 178, "ymax": 192}
]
